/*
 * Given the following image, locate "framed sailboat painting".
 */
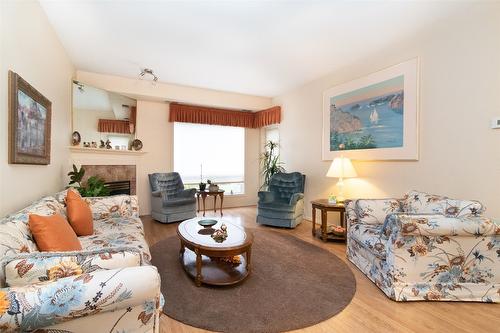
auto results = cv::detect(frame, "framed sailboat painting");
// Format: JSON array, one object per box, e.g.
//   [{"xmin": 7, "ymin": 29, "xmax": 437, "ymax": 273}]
[{"xmin": 322, "ymin": 58, "xmax": 419, "ymax": 160}]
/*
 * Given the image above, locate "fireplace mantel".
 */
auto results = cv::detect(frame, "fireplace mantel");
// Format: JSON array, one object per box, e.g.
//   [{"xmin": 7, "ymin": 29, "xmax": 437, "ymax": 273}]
[{"xmin": 69, "ymin": 146, "xmax": 147, "ymax": 155}]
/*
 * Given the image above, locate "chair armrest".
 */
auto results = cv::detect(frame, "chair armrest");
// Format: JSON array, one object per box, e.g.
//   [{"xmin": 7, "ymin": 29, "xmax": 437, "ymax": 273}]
[
  {"xmin": 177, "ymin": 188, "xmax": 196, "ymax": 198},
  {"xmin": 384, "ymin": 213, "xmax": 499, "ymax": 237},
  {"xmin": 3, "ymin": 247, "xmax": 143, "ymax": 287},
  {"xmin": 289, "ymin": 193, "xmax": 304, "ymax": 205},
  {"xmin": 84, "ymin": 195, "xmax": 139, "ymax": 220},
  {"xmin": 0, "ymin": 265, "xmax": 161, "ymax": 332},
  {"xmin": 258, "ymin": 191, "xmax": 275, "ymax": 203},
  {"xmin": 151, "ymin": 190, "xmax": 162, "ymax": 197}
]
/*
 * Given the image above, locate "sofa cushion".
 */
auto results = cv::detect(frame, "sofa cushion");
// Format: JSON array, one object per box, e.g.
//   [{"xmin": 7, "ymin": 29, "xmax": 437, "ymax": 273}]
[
  {"xmin": 29, "ymin": 214, "xmax": 82, "ymax": 252},
  {"xmin": 355, "ymin": 199, "xmax": 401, "ymax": 225},
  {"xmin": 402, "ymin": 190, "xmax": 484, "ymax": 217},
  {"xmin": 348, "ymin": 223, "xmax": 387, "ymax": 259},
  {"xmin": 66, "ymin": 189, "xmax": 93, "ymax": 236}
]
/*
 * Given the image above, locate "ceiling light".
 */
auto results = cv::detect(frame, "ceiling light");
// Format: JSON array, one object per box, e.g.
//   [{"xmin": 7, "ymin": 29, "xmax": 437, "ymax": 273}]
[{"xmin": 139, "ymin": 68, "xmax": 159, "ymax": 85}]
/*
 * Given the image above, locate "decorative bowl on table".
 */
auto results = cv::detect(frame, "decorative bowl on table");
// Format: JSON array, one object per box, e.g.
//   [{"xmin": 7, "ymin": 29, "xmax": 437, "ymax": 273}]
[{"xmin": 198, "ymin": 219, "xmax": 218, "ymax": 228}]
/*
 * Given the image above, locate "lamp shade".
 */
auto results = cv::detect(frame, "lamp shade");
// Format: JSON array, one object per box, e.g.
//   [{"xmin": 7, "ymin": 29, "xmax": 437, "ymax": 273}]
[{"xmin": 326, "ymin": 157, "xmax": 357, "ymax": 178}]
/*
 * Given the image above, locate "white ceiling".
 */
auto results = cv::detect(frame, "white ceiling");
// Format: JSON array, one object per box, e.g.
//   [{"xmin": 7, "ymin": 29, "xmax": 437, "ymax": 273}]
[{"xmin": 41, "ymin": 1, "xmax": 467, "ymax": 97}]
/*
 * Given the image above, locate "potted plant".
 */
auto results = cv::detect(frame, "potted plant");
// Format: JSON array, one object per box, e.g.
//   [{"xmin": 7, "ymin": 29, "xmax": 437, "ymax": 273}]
[
  {"xmin": 67, "ymin": 164, "xmax": 110, "ymax": 197},
  {"xmin": 199, "ymin": 164, "xmax": 206, "ymax": 191},
  {"xmin": 260, "ymin": 140, "xmax": 285, "ymax": 190}
]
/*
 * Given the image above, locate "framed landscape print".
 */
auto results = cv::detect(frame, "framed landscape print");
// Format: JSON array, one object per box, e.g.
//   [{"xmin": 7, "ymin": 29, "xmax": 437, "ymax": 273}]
[
  {"xmin": 9, "ymin": 71, "xmax": 52, "ymax": 165},
  {"xmin": 322, "ymin": 58, "xmax": 419, "ymax": 160}
]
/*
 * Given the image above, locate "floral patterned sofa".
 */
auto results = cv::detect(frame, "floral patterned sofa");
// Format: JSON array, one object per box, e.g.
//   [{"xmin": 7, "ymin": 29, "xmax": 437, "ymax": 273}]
[
  {"xmin": 0, "ymin": 190, "xmax": 163, "ymax": 332},
  {"xmin": 346, "ymin": 190, "xmax": 499, "ymax": 302}
]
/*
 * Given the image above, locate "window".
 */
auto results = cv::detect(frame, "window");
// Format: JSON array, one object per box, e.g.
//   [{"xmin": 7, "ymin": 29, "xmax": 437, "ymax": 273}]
[{"xmin": 174, "ymin": 122, "xmax": 245, "ymax": 195}]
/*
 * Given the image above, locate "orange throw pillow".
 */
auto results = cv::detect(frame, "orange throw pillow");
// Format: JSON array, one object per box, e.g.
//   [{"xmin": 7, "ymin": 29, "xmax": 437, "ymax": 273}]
[
  {"xmin": 66, "ymin": 189, "xmax": 94, "ymax": 236},
  {"xmin": 29, "ymin": 214, "xmax": 82, "ymax": 252}
]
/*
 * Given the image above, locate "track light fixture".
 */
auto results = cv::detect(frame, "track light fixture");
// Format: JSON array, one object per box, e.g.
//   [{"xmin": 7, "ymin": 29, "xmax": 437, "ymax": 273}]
[{"xmin": 139, "ymin": 68, "xmax": 159, "ymax": 83}]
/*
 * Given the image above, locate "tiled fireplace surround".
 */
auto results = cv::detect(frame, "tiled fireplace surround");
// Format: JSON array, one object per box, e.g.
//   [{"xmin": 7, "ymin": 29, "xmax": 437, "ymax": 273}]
[{"xmin": 82, "ymin": 165, "xmax": 137, "ymax": 195}]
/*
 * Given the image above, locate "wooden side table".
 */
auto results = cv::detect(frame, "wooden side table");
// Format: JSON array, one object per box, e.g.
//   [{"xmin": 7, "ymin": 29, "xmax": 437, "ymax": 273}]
[
  {"xmin": 311, "ymin": 199, "xmax": 346, "ymax": 242},
  {"xmin": 196, "ymin": 190, "xmax": 225, "ymax": 216}
]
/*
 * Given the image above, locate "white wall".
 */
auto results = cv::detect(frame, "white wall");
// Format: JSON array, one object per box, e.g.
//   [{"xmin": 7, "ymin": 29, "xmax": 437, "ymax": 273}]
[
  {"xmin": 273, "ymin": 3, "xmax": 500, "ymax": 220},
  {"xmin": 0, "ymin": 0, "xmax": 74, "ymax": 216}
]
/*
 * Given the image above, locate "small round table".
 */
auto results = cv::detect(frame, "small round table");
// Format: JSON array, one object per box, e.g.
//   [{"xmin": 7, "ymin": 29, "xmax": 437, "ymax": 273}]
[
  {"xmin": 196, "ymin": 190, "xmax": 225, "ymax": 216},
  {"xmin": 177, "ymin": 218, "xmax": 253, "ymax": 287}
]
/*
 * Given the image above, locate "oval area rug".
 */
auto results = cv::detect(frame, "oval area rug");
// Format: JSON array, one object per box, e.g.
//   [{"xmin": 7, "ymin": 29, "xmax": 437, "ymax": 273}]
[{"xmin": 151, "ymin": 229, "xmax": 356, "ymax": 333}]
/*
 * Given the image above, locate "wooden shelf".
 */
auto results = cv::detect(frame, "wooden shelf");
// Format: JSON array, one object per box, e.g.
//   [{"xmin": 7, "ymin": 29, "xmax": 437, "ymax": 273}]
[{"xmin": 69, "ymin": 146, "xmax": 147, "ymax": 155}]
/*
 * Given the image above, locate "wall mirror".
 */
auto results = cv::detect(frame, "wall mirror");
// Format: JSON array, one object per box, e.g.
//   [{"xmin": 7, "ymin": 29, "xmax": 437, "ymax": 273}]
[{"xmin": 72, "ymin": 81, "xmax": 136, "ymax": 149}]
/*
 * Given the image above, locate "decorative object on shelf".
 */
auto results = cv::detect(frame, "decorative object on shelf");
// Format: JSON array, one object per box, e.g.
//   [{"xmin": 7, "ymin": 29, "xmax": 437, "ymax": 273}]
[
  {"xmin": 328, "ymin": 225, "xmax": 346, "ymax": 236},
  {"xmin": 326, "ymin": 146, "xmax": 357, "ymax": 203},
  {"xmin": 323, "ymin": 58, "xmax": 419, "ymax": 161},
  {"xmin": 328, "ymin": 194, "xmax": 337, "ymax": 204},
  {"xmin": 207, "ymin": 179, "xmax": 219, "ymax": 192},
  {"xmin": 211, "ymin": 223, "xmax": 228, "ymax": 243},
  {"xmin": 260, "ymin": 140, "xmax": 285, "ymax": 190},
  {"xmin": 198, "ymin": 219, "xmax": 217, "ymax": 228},
  {"xmin": 131, "ymin": 138, "xmax": 143, "ymax": 151},
  {"xmin": 105, "ymin": 139, "xmax": 112, "ymax": 149},
  {"xmin": 99, "ymin": 140, "xmax": 105, "ymax": 148},
  {"xmin": 210, "ymin": 255, "xmax": 241, "ymax": 265},
  {"xmin": 67, "ymin": 164, "xmax": 110, "ymax": 197},
  {"xmin": 114, "ymin": 145, "xmax": 120, "ymax": 150},
  {"xmin": 8, "ymin": 71, "xmax": 52, "ymax": 165},
  {"xmin": 71, "ymin": 131, "xmax": 81, "ymax": 146},
  {"xmin": 83, "ymin": 142, "xmax": 90, "ymax": 148},
  {"xmin": 91, "ymin": 141, "xmax": 97, "ymax": 148}
]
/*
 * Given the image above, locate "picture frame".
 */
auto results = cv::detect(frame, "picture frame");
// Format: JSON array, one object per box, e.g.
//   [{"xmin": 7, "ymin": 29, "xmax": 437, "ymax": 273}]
[
  {"xmin": 322, "ymin": 58, "xmax": 419, "ymax": 161},
  {"xmin": 9, "ymin": 71, "xmax": 52, "ymax": 165}
]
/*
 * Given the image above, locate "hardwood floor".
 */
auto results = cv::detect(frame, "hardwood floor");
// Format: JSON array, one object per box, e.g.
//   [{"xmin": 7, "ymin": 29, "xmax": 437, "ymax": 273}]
[{"xmin": 142, "ymin": 206, "xmax": 500, "ymax": 333}]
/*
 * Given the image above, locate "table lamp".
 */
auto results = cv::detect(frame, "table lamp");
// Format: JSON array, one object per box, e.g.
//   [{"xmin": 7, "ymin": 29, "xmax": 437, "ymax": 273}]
[{"xmin": 326, "ymin": 156, "xmax": 357, "ymax": 203}]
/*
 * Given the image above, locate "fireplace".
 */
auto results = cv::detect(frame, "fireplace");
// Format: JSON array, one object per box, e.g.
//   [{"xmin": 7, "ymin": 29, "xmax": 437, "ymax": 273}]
[{"xmin": 82, "ymin": 165, "xmax": 136, "ymax": 195}]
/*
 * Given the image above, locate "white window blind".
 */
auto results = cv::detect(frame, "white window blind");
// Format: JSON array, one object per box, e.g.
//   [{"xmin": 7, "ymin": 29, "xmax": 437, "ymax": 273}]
[{"xmin": 174, "ymin": 122, "xmax": 245, "ymax": 184}]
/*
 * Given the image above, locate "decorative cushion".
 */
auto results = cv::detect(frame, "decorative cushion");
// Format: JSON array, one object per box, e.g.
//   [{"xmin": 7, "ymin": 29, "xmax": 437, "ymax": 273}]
[
  {"xmin": 84, "ymin": 195, "xmax": 135, "ymax": 220},
  {"xmin": 355, "ymin": 199, "xmax": 401, "ymax": 225},
  {"xmin": 66, "ymin": 189, "xmax": 93, "ymax": 236},
  {"xmin": 402, "ymin": 190, "xmax": 484, "ymax": 217},
  {"xmin": 28, "ymin": 214, "xmax": 82, "ymax": 252}
]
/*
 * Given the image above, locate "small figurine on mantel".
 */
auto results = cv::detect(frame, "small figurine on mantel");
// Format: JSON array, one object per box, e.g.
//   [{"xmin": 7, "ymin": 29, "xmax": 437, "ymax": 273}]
[
  {"xmin": 105, "ymin": 139, "xmax": 112, "ymax": 149},
  {"xmin": 99, "ymin": 140, "xmax": 105, "ymax": 149}
]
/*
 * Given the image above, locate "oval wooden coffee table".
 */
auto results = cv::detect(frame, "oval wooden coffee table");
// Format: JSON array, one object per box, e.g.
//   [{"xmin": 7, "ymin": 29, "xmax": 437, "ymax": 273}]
[{"xmin": 177, "ymin": 218, "xmax": 253, "ymax": 287}]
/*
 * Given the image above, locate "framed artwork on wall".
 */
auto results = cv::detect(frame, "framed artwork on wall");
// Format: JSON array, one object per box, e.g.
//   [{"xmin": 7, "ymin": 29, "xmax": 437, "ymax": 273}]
[
  {"xmin": 322, "ymin": 58, "xmax": 419, "ymax": 161},
  {"xmin": 9, "ymin": 71, "xmax": 52, "ymax": 165}
]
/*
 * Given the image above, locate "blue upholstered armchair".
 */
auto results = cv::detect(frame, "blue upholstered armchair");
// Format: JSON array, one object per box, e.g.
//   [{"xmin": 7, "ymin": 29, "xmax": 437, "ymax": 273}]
[
  {"xmin": 149, "ymin": 172, "xmax": 197, "ymax": 223},
  {"xmin": 257, "ymin": 172, "xmax": 306, "ymax": 228}
]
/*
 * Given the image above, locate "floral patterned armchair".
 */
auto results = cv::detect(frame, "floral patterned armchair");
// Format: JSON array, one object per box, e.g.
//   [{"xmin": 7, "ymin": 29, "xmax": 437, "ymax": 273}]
[
  {"xmin": 0, "ymin": 191, "xmax": 163, "ymax": 332},
  {"xmin": 346, "ymin": 190, "xmax": 499, "ymax": 302}
]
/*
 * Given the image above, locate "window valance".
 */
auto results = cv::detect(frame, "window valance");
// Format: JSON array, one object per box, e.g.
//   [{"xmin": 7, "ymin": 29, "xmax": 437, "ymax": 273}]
[
  {"xmin": 169, "ymin": 103, "xmax": 281, "ymax": 128},
  {"xmin": 97, "ymin": 119, "xmax": 131, "ymax": 134}
]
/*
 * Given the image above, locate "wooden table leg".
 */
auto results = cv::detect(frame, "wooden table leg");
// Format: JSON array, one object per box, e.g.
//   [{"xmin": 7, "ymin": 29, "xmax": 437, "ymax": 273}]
[
  {"xmin": 202, "ymin": 194, "xmax": 206, "ymax": 217},
  {"xmin": 196, "ymin": 194, "xmax": 200, "ymax": 213},
  {"xmin": 321, "ymin": 209, "xmax": 327, "ymax": 242},
  {"xmin": 179, "ymin": 241, "xmax": 185, "ymax": 255},
  {"xmin": 214, "ymin": 195, "xmax": 217, "ymax": 213},
  {"xmin": 312, "ymin": 206, "xmax": 316, "ymax": 236},
  {"xmin": 195, "ymin": 248, "xmax": 202, "ymax": 287},
  {"xmin": 340, "ymin": 210, "xmax": 346, "ymax": 240},
  {"xmin": 246, "ymin": 247, "xmax": 252, "ymax": 272},
  {"xmin": 220, "ymin": 193, "xmax": 224, "ymax": 216}
]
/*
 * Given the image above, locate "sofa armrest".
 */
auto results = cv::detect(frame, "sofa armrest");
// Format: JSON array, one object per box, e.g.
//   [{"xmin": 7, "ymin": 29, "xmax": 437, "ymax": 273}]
[
  {"xmin": 351, "ymin": 198, "xmax": 402, "ymax": 225},
  {"xmin": 84, "ymin": 195, "xmax": 139, "ymax": 220},
  {"xmin": 258, "ymin": 191, "xmax": 275, "ymax": 203},
  {"xmin": 0, "ymin": 265, "xmax": 161, "ymax": 332},
  {"xmin": 177, "ymin": 188, "xmax": 196, "ymax": 198},
  {"xmin": 289, "ymin": 193, "xmax": 304, "ymax": 206},
  {"xmin": 151, "ymin": 190, "xmax": 162, "ymax": 197},
  {"xmin": 3, "ymin": 247, "xmax": 143, "ymax": 287},
  {"xmin": 385, "ymin": 213, "xmax": 499, "ymax": 237}
]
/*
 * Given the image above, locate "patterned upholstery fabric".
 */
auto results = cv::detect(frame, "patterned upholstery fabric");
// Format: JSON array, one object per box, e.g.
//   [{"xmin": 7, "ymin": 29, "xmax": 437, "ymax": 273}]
[
  {"xmin": 0, "ymin": 193, "xmax": 163, "ymax": 331},
  {"xmin": 257, "ymin": 172, "xmax": 305, "ymax": 228},
  {"xmin": 347, "ymin": 191, "xmax": 500, "ymax": 302},
  {"xmin": 149, "ymin": 172, "xmax": 196, "ymax": 223}
]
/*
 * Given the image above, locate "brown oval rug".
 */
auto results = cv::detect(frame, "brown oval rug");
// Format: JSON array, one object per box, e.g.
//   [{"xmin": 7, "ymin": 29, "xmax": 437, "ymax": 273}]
[{"xmin": 151, "ymin": 229, "xmax": 356, "ymax": 333}]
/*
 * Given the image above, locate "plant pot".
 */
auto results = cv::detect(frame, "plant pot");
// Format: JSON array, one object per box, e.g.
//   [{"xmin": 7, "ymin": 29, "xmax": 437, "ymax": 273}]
[{"xmin": 199, "ymin": 183, "xmax": 206, "ymax": 191}]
